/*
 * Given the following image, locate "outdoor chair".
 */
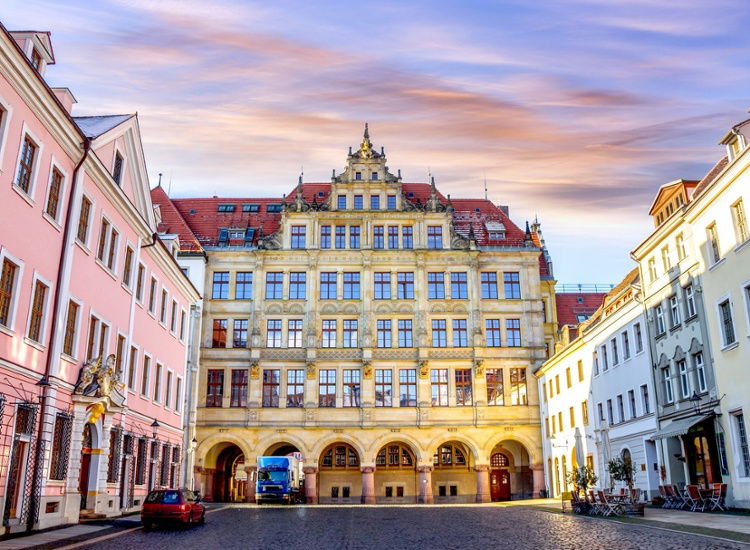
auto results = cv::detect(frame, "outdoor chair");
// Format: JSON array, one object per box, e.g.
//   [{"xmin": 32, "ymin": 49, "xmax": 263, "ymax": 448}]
[
  {"xmin": 670, "ymin": 484, "xmax": 687, "ymax": 510},
  {"xmin": 571, "ymin": 491, "xmax": 585, "ymax": 514},
  {"xmin": 664, "ymin": 485, "xmax": 678, "ymax": 509},
  {"xmin": 708, "ymin": 484, "xmax": 727, "ymax": 512},
  {"xmin": 597, "ymin": 490, "xmax": 624, "ymax": 516},
  {"xmin": 685, "ymin": 485, "xmax": 706, "ymax": 512},
  {"xmin": 588, "ymin": 490, "xmax": 601, "ymax": 515},
  {"xmin": 658, "ymin": 485, "xmax": 669, "ymax": 508}
]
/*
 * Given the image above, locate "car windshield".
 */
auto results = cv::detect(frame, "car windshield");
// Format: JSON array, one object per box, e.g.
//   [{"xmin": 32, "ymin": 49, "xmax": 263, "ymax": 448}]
[
  {"xmin": 145, "ymin": 490, "xmax": 180, "ymax": 504},
  {"xmin": 258, "ymin": 470, "xmax": 287, "ymax": 482}
]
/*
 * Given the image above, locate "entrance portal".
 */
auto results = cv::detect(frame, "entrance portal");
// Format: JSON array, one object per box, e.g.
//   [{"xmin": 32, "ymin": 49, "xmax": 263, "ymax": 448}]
[{"xmin": 490, "ymin": 453, "xmax": 511, "ymax": 501}]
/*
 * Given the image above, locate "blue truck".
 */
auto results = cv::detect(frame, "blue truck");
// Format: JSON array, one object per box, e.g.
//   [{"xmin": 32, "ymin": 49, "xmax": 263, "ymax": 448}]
[{"xmin": 255, "ymin": 456, "xmax": 304, "ymax": 504}]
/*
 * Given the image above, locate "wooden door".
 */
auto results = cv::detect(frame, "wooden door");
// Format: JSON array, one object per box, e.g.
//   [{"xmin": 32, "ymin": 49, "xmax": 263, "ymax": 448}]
[
  {"xmin": 7, "ymin": 441, "xmax": 26, "ymax": 517},
  {"xmin": 490, "ymin": 469, "xmax": 511, "ymax": 501}
]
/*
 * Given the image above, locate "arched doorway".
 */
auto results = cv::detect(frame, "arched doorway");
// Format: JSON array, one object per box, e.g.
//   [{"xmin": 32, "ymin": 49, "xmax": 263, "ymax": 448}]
[
  {"xmin": 374, "ymin": 442, "xmax": 417, "ymax": 503},
  {"xmin": 490, "ymin": 452, "xmax": 511, "ymax": 501},
  {"xmin": 214, "ymin": 445, "xmax": 245, "ymax": 502},
  {"xmin": 318, "ymin": 443, "xmax": 360, "ymax": 503},
  {"xmin": 79, "ymin": 423, "xmax": 98, "ymax": 511},
  {"xmin": 264, "ymin": 443, "xmax": 300, "ymax": 457},
  {"xmin": 432, "ymin": 441, "xmax": 474, "ymax": 502}
]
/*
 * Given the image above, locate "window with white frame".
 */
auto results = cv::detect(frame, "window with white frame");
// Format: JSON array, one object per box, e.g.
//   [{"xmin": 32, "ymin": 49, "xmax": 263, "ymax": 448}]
[
  {"xmin": 678, "ymin": 359, "xmax": 690, "ymax": 399},
  {"xmin": 641, "ymin": 384, "xmax": 650, "ymax": 414},
  {"xmin": 733, "ymin": 412, "xmax": 750, "ymax": 478},
  {"xmin": 675, "ymin": 233, "xmax": 686, "ymax": 261},
  {"xmin": 622, "ymin": 330, "xmax": 630, "ymax": 360},
  {"xmin": 669, "ymin": 295, "xmax": 680, "ymax": 327},
  {"xmin": 662, "ymin": 367, "xmax": 674, "ymax": 403},
  {"xmin": 0, "ymin": 255, "xmax": 22, "ymax": 329},
  {"xmin": 661, "ymin": 246, "xmax": 671, "ymax": 272},
  {"xmin": 26, "ymin": 277, "xmax": 49, "ymax": 343},
  {"xmin": 610, "ymin": 338, "xmax": 619, "ymax": 365},
  {"xmin": 655, "ymin": 304, "xmax": 666, "ymax": 335},
  {"xmin": 684, "ymin": 284, "xmax": 696, "ymax": 318},
  {"xmin": 96, "ymin": 218, "xmax": 119, "ymax": 271},
  {"xmin": 718, "ymin": 299, "xmax": 736, "ymax": 347},
  {"xmin": 706, "ymin": 223, "xmax": 721, "ymax": 264},
  {"xmin": 648, "ymin": 258, "xmax": 657, "ymax": 282},
  {"xmin": 634, "ymin": 323, "xmax": 643, "ymax": 353},
  {"xmin": 14, "ymin": 132, "xmax": 40, "ymax": 195},
  {"xmin": 732, "ymin": 199, "xmax": 749, "ymax": 244},
  {"xmin": 45, "ymin": 166, "xmax": 65, "ymax": 222},
  {"xmin": 694, "ymin": 352, "xmax": 707, "ymax": 393}
]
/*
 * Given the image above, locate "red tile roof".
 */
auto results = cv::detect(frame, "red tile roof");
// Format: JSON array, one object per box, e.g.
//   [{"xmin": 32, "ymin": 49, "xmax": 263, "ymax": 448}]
[
  {"xmin": 692, "ymin": 156, "xmax": 728, "ymax": 199},
  {"xmin": 150, "ymin": 186, "xmax": 203, "ymax": 253},
  {"xmin": 555, "ymin": 292, "xmax": 607, "ymax": 329}
]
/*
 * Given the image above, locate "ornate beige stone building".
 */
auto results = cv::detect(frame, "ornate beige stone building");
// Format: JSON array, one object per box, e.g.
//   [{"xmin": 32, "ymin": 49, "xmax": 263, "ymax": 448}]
[{"xmin": 154, "ymin": 127, "xmax": 556, "ymax": 503}]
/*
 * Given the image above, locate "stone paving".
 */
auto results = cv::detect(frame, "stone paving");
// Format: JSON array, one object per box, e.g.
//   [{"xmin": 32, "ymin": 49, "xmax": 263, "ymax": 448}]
[{"xmin": 60, "ymin": 505, "xmax": 748, "ymax": 550}]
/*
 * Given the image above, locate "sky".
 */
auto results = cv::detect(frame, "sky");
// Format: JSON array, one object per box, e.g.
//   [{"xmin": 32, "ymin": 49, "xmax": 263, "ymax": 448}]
[{"xmin": 4, "ymin": 0, "xmax": 750, "ymax": 285}]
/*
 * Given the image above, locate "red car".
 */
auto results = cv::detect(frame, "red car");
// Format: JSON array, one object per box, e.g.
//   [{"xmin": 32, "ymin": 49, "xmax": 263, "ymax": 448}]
[{"xmin": 141, "ymin": 489, "xmax": 205, "ymax": 530}]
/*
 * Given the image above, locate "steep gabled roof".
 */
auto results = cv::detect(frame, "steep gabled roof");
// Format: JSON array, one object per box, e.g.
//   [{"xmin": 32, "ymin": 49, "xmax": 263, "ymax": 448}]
[
  {"xmin": 150, "ymin": 186, "xmax": 203, "ymax": 253},
  {"xmin": 555, "ymin": 292, "xmax": 607, "ymax": 329},
  {"xmin": 692, "ymin": 155, "xmax": 729, "ymax": 199},
  {"xmin": 73, "ymin": 114, "xmax": 134, "ymax": 138}
]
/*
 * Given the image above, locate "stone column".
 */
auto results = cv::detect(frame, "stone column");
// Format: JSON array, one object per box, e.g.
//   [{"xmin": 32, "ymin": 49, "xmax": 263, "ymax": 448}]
[
  {"xmin": 361, "ymin": 466, "xmax": 376, "ymax": 504},
  {"xmin": 303, "ymin": 466, "xmax": 318, "ymax": 504},
  {"xmin": 475, "ymin": 465, "xmax": 491, "ymax": 503},
  {"xmin": 417, "ymin": 465, "xmax": 433, "ymax": 504},
  {"xmin": 244, "ymin": 466, "xmax": 257, "ymax": 503},
  {"xmin": 531, "ymin": 463, "xmax": 545, "ymax": 498}
]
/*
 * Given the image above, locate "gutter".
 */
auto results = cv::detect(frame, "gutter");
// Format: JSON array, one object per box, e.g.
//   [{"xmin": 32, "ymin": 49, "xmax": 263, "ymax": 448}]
[{"xmin": 29, "ymin": 137, "xmax": 90, "ymax": 531}]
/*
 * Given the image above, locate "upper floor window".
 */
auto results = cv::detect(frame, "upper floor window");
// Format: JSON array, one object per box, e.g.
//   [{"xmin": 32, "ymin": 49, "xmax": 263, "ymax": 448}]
[
  {"xmin": 719, "ymin": 299, "xmax": 736, "ymax": 347},
  {"xmin": 373, "ymin": 226, "xmax": 384, "ymax": 249},
  {"xmin": 212, "ymin": 272, "xmax": 229, "ymax": 299},
  {"xmin": 432, "ymin": 319, "xmax": 447, "ymax": 347},
  {"xmin": 288, "ymin": 319, "xmax": 303, "ymax": 348},
  {"xmin": 634, "ymin": 323, "xmax": 643, "ymax": 353},
  {"xmin": 290, "ymin": 225, "xmax": 306, "ymax": 248},
  {"xmin": 343, "ymin": 319, "xmax": 358, "ymax": 348},
  {"xmin": 15, "ymin": 135, "xmax": 37, "ymax": 194},
  {"xmin": 676, "ymin": 233, "xmax": 686, "ymax": 261},
  {"xmin": 648, "ymin": 258, "xmax": 657, "ymax": 282},
  {"xmin": 0, "ymin": 258, "xmax": 19, "ymax": 328},
  {"xmin": 398, "ymin": 319, "xmax": 413, "ymax": 348},
  {"xmin": 486, "ymin": 319, "xmax": 501, "ymax": 347},
  {"xmin": 486, "ymin": 369, "xmax": 504, "ymax": 406},
  {"xmin": 506, "ymin": 319, "xmax": 521, "ymax": 347},
  {"xmin": 343, "ymin": 272, "xmax": 360, "ymax": 300},
  {"xmin": 455, "ymin": 369, "xmax": 472, "ymax": 406},
  {"xmin": 217, "ymin": 204, "xmax": 235, "ymax": 213},
  {"xmin": 45, "ymin": 168, "xmax": 63, "ymax": 220},
  {"xmin": 266, "ymin": 204, "xmax": 282, "ymax": 213},
  {"xmin": 371, "ymin": 171, "xmax": 378, "ymax": 181},
  {"xmin": 371, "ymin": 195, "xmax": 380, "ymax": 210},
  {"xmin": 349, "ymin": 226, "xmax": 360, "ymax": 249},
  {"xmin": 402, "ymin": 226, "xmax": 413, "ymax": 249},
  {"xmin": 662, "ymin": 367, "xmax": 674, "ymax": 403},
  {"xmin": 31, "ymin": 49, "xmax": 42, "ymax": 71},
  {"xmin": 96, "ymin": 219, "xmax": 119, "ymax": 271},
  {"xmin": 397, "ymin": 272, "xmax": 414, "ymax": 299},
  {"xmin": 427, "ymin": 272, "xmax": 445, "ymax": 300},
  {"xmin": 450, "ymin": 272, "xmax": 467, "ymax": 299},
  {"xmin": 354, "ymin": 195, "xmax": 363, "ymax": 210},
  {"xmin": 661, "ymin": 246, "xmax": 671, "ymax": 272},
  {"xmin": 510, "ymin": 368, "xmax": 527, "ymax": 405},
  {"xmin": 320, "ymin": 225, "xmax": 331, "ymax": 249},
  {"xmin": 388, "ymin": 226, "xmax": 398, "ymax": 249},
  {"xmin": 322, "ymin": 320, "xmax": 337, "ymax": 348},
  {"xmin": 289, "ymin": 272, "xmax": 306, "ymax": 300},
  {"xmin": 320, "ymin": 272, "xmax": 337, "ymax": 300},
  {"xmin": 374, "ymin": 272, "xmax": 391, "ymax": 299},
  {"xmin": 706, "ymin": 223, "xmax": 721, "ymax": 264},
  {"xmin": 481, "ymin": 272, "xmax": 498, "ymax": 299},
  {"xmin": 266, "ymin": 319, "xmax": 282, "ymax": 347},
  {"xmin": 112, "ymin": 152, "xmax": 124, "ymax": 185},
  {"xmin": 335, "ymin": 226, "xmax": 346, "ymax": 249},
  {"xmin": 452, "ymin": 319, "xmax": 468, "ymax": 347},
  {"xmin": 655, "ymin": 304, "xmax": 665, "ymax": 335},
  {"xmin": 355, "ymin": 171, "xmax": 362, "ymax": 181},
  {"xmin": 27, "ymin": 279, "xmax": 48, "ymax": 343},
  {"xmin": 242, "ymin": 204, "xmax": 259, "ymax": 213},
  {"xmin": 732, "ymin": 199, "xmax": 749, "ymax": 243},
  {"xmin": 212, "ymin": 319, "xmax": 227, "ymax": 348},
  {"xmin": 77, "ymin": 196, "xmax": 92, "ymax": 244},
  {"xmin": 504, "ymin": 272, "xmax": 521, "ymax": 299},
  {"xmin": 427, "ymin": 226, "xmax": 443, "ymax": 249},
  {"xmin": 206, "ymin": 369, "xmax": 224, "ymax": 407},
  {"xmin": 337, "ymin": 195, "xmax": 346, "ymax": 209},
  {"xmin": 236, "ymin": 272, "xmax": 253, "ymax": 299},
  {"xmin": 265, "ymin": 272, "xmax": 283, "ymax": 299},
  {"xmin": 377, "ymin": 319, "xmax": 392, "ymax": 348},
  {"xmin": 387, "ymin": 195, "xmax": 397, "ymax": 210}
]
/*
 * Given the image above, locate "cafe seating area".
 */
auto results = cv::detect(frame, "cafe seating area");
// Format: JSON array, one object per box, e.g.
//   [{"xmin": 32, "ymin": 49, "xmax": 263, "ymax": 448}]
[
  {"xmin": 569, "ymin": 488, "xmax": 642, "ymax": 516},
  {"xmin": 658, "ymin": 484, "xmax": 727, "ymax": 512}
]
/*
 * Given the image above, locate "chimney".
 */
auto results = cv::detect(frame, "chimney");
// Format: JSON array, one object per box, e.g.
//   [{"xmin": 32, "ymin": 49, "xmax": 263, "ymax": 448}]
[{"xmin": 50, "ymin": 87, "xmax": 77, "ymax": 114}]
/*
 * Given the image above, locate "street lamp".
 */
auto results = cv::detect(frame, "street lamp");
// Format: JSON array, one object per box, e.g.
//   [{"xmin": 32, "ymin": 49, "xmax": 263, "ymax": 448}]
[{"xmin": 151, "ymin": 419, "xmax": 160, "ymax": 439}]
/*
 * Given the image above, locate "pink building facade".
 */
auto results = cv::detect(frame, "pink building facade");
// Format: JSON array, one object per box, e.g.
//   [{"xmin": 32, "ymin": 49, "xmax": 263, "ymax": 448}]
[{"xmin": 0, "ymin": 25, "xmax": 200, "ymax": 533}]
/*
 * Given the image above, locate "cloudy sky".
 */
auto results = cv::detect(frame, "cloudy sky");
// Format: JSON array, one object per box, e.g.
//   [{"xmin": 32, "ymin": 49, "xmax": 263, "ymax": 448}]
[{"xmin": 4, "ymin": 1, "xmax": 749, "ymax": 284}]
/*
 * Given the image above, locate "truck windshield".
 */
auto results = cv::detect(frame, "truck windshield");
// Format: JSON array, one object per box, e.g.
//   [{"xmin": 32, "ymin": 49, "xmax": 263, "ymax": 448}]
[{"xmin": 258, "ymin": 470, "xmax": 287, "ymax": 482}]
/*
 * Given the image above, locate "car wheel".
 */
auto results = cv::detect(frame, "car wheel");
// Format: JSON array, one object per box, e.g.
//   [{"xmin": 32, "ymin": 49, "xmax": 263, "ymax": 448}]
[
  {"xmin": 199, "ymin": 511, "xmax": 205, "ymax": 524},
  {"xmin": 143, "ymin": 521, "xmax": 153, "ymax": 532}
]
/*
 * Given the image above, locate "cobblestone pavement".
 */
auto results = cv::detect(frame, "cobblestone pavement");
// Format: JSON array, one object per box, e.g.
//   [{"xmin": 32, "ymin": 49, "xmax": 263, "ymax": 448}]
[{"xmin": 69, "ymin": 505, "xmax": 749, "ymax": 550}]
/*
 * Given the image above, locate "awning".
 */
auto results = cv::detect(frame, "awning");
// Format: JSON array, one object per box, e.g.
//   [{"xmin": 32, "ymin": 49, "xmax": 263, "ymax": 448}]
[{"xmin": 651, "ymin": 415, "xmax": 712, "ymax": 440}]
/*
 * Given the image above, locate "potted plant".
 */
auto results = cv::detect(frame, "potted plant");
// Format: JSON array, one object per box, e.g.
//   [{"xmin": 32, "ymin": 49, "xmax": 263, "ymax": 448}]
[
  {"xmin": 607, "ymin": 457, "xmax": 644, "ymax": 516},
  {"xmin": 566, "ymin": 466, "xmax": 598, "ymax": 514}
]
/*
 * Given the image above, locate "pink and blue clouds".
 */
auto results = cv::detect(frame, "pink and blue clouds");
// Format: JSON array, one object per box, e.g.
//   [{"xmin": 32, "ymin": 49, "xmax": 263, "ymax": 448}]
[{"xmin": 4, "ymin": 0, "xmax": 750, "ymax": 284}]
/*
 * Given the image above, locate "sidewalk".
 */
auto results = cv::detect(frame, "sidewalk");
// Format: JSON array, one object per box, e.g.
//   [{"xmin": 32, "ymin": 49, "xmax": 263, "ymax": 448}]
[
  {"xmin": 0, "ymin": 525, "xmax": 109, "ymax": 550},
  {"xmin": 642, "ymin": 507, "xmax": 750, "ymax": 535}
]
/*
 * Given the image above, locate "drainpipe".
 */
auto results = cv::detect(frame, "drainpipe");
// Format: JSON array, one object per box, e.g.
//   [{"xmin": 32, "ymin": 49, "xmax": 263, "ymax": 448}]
[{"xmin": 28, "ymin": 138, "xmax": 90, "ymax": 531}]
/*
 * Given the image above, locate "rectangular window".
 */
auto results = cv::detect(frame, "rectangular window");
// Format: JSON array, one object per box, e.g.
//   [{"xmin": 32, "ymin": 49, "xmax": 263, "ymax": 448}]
[
  {"xmin": 262, "ymin": 370, "xmax": 280, "ymax": 407},
  {"xmin": 228, "ymin": 369, "xmax": 247, "ymax": 407},
  {"xmin": 611, "ymin": 338, "xmax": 619, "ymax": 365},
  {"xmin": 397, "ymin": 272, "xmax": 414, "ymax": 299},
  {"xmin": 153, "ymin": 363, "xmax": 163, "ymax": 401},
  {"xmin": 266, "ymin": 319, "xmax": 282, "ymax": 348},
  {"xmin": 49, "ymin": 413, "xmax": 73, "ymax": 480},
  {"xmin": 655, "ymin": 305, "xmax": 665, "ymax": 335},
  {"xmin": 46, "ymin": 168, "xmax": 63, "ymax": 219},
  {"xmin": 387, "ymin": 226, "xmax": 399, "ymax": 249},
  {"xmin": 597, "ymin": 403, "xmax": 604, "ymax": 422},
  {"xmin": 107, "ymin": 229, "xmax": 118, "ymax": 270},
  {"xmin": 286, "ymin": 369, "xmax": 305, "ymax": 407},
  {"xmin": 343, "ymin": 319, "xmax": 358, "ymax": 348},
  {"xmin": 606, "ymin": 399, "xmax": 614, "ymax": 424},
  {"xmin": 661, "ymin": 245, "xmax": 671, "ymax": 272},
  {"xmin": 616, "ymin": 394, "xmax": 624, "ymax": 423},
  {"xmin": 377, "ymin": 319, "xmax": 392, "ymax": 348},
  {"xmin": 373, "ymin": 226, "xmax": 384, "ymax": 249},
  {"xmin": 452, "ymin": 319, "xmax": 468, "ymax": 347},
  {"xmin": 343, "ymin": 369, "xmax": 360, "ymax": 407},
  {"xmin": 206, "ymin": 369, "xmax": 223, "ymax": 407},
  {"xmin": 354, "ymin": 195, "xmax": 363, "ymax": 210},
  {"xmin": 628, "ymin": 389, "xmax": 637, "ymax": 419},
  {"xmin": 678, "ymin": 359, "xmax": 690, "ymax": 399},
  {"xmin": 319, "ymin": 370, "xmax": 336, "ymax": 407},
  {"xmin": 335, "ymin": 226, "xmax": 346, "ymax": 249},
  {"xmin": 622, "ymin": 331, "xmax": 630, "ymax": 360},
  {"xmin": 349, "ymin": 226, "xmax": 361, "ymax": 249},
  {"xmin": 265, "ymin": 272, "xmax": 283, "ymax": 299},
  {"xmin": 127, "ymin": 346, "xmax": 137, "ymax": 390},
  {"xmin": 287, "ymin": 319, "xmax": 303, "ymax": 348},
  {"xmin": 450, "ymin": 272, "xmax": 467, "ymax": 299},
  {"xmin": 662, "ymin": 367, "xmax": 674, "ymax": 403},
  {"xmin": 140, "ymin": 355, "xmax": 151, "ymax": 396},
  {"xmin": 402, "ymin": 226, "xmax": 413, "ymax": 249},
  {"xmin": 669, "ymin": 295, "xmax": 680, "ymax": 327},
  {"xmin": 375, "ymin": 369, "xmax": 392, "ymax": 407},
  {"xmin": 565, "ymin": 367, "xmax": 572, "ymax": 389},
  {"xmin": 506, "ymin": 319, "xmax": 521, "ymax": 347},
  {"xmin": 122, "ymin": 247, "xmax": 134, "ymax": 287},
  {"xmin": 233, "ymin": 319, "xmax": 248, "ymax": 348},
  {"xmin": 343, "ymin": 272, "xmax": 360, "ymax": 300},
  {"xmin": 427, "ymin": 226, "xmax": 443, "ymax": 248},
  {"xmin": 684, "ymin": 284, "xmax": 696, "ymax": 318},
  {"xmin": 374, "ymin": 273, "xmax": 391, "ymax": 299},
  {"xmin": 733, "ymin": 413, "xmax": 750, "ymax": 477},
  {"xmin": 510, "ymin": 368, "xmax": 527, "ymax": 405},
  {"xmin": 337, "ymin": 195, "xmax": 346, "ymax": 209},
  {"xmin": 486, "ymin": 319, "xmax": 501, "ymax": 347},
  {"xmin": 371, "ymin": 195, "xmax": 380, "ymax": 210},
  {"xmin": 648, "ymin": 258, "xmax": 657, "ymax": 282},
  {"xmin": 159, "ymin": 289, "xmax": 168, "ymax": 324},
  {"xmin": 212, "ymin": 319, "xmax": 227, "ymax": 348},
  {"xmin": 179, "ymin": 310, "xmax": 186, "ymax": 341},
  {"xmin": 432, "ymin": 319, "xmax": 447, "ymax": 347},
  {"xmin": 322, "ymin": 319, "xmax": 337, "ymax": 348},
  {"xmin": 707, "ymin": 223, "xmax": 721, "ymax": 263},
  {"xmin": 427, "ymin": 272, "xmax": 445, "ymax": 299},
  {"xmin": 481, "ymin": 272, "xmax": 498, "ymax": 299},
  {"xmin": 288, "ymin": 272, "xmax": 306, "ymax": 300},
  {"xmin": 175, "ymin": 378, "xmax": 182, "ymax": 411},
  {"xmin": 320, "ymin": 225, "xmax": 331, "ymax": 249},
  {"xmin": 165, "ymin": 371, "xmax": 173, "ymax": 407},
  {"xmin": 399, "ymin": 369, "xmax": 417, "ymax": 407},
  {"xmin": 455, "ymin": 368, "xmax": 472, "ymax": 406},
  {"xmin": 320, "ymin": 272, "xmax": 337, "ymax": 300},
  {"xmin": 27, "ymin": 280, "xmax": 48, "ymax": 342},
  {"xmin": 135, "ymin": 264, "xmax": 145, "ymax": 302},
  {"xmin": 676, "ymin": 233, "xmax": 687, "ymax": 261},
  {"xmin": 732, "ymin": 199, "xmax": 749, "ymax": 243},
  {"xmin": 15, "ymin": 135, "xmax": 37, "ymax": 193},
  {"xmin": 112, "ymin": 152, "xmax": 124, "ymax": 184},
  {"xmin": 397, "ymin": 319, "xmax": 412, "ymax": 348},
  {"xmin": 235, "ymin": 272, "xmax": 253, "ymax": 299},
  {"xmin": 577, "ymin": 360, "xmax": 584, "ymax": 382},
  {"xmin": 634, "ymin": 323, "xmax": 643, "ymax": 353},
  {"xmin": 170, "ymin": 300, "xmax": 177, "ymax": 333},
  {"xmin": 290, "ymin": 225, "xmax": 306, "ymax": 248},
  {"xmin": 582, "ymin": 400, "xmax": 589, "ymax": 425},
  {"xmin": 77, "ymin": 196, "xmax": 92, "ymax": 244},
  {"xmin": 695, "ymin": 352, "xmax": 707, "ymax": 393},
  {"xmin": 719, "ymin": 299, "xmax": 736, "ymax": 346},
  {"xmin": 504, "ymin": 272, "xmax": 521, "ymax": 299},
  {"xmin": 210, "ymin": 271, "xmax": 229, "ymax": 300},
  {"xmin": 641, "ymin": 384, "xmax": 650, "ymax": 414},
  {"xmin": 387, "ymin": 195, "xmax": 397, "ymax": 210},
  {"xmin": 431, "ymin": 369, "xmax": 448, "ymax": 406},
  {"xmin": 570, "ymin": 407, "xmax": 576, "ymax": 428},
  {"xmin": 97, "ymin": 219, "xmax": 110, "ymax": 261},
  {"xmin": 486, "ymin": 369, "xmax": 504, "ymax": 406}
]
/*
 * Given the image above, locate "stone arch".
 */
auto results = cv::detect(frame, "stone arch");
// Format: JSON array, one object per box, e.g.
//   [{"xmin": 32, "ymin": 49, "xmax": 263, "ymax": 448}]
[
  {"xmin": 289, "ymin": 303, "xmax": 304, "ymax": 314},
  {"xmin": 321, "ymin": 303, "xmax": 336, "ymax": 314},
  {"xmin": 429, "ymin": 304, "xmax": 446, "ymax": 313},
  {"xmin": 375, "ymin": 303, "xmax": 391, "ymax": 313},
  {"xmin": 367, "ymin": 433, "xmax": 424, "ymax": 464},
  {"xmin": 452, "ymin": 303, "xmax": 468, "ymax": 313},
  {"xmin": 343, "ymin": 303, "xmax": 358, "ymax": 313},
  {"xmin": 196, "ymin": 433, "xmax": 253, "ymax": 467},
  {"xmin": 397, "ymin": 303, "xmax": 412, "ymax": 313},
  {"xmin": 267, "ymin": 303, "xmax": 282, "ymax": 314},
  {"xmin": 254, "ymin": 432, "xmax": 310, "ymax": 460},
  {"xmin": 310, "ymin": 434, "xmax": 367, "ymax": 466},
  {"xmin": 426, "ymin": 433, "xmax": 481, "ymax": 464},
  {"xmin": 483, "ymin": 432, "xmax": 540, "ymax": 464}
]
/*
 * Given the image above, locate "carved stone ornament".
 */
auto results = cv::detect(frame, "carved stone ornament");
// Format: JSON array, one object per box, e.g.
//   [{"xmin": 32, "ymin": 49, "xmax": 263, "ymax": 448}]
[
  {"xmin": 74, "ymin": 354, "xmax": 126, "ymax": 422},
  {"xmin": 418, "ymin": 360, "xmax": 429, "ymax": 379},
  {"xmin": 362, "ymin": 362, "xmax": 373, "ymax": 379},
  {"xmin": 250, "ymin": 362, "xmax": 260, "ymax": 379},
  {"xmin": 258, "ymin": 227, "xmax": 283, "ymax": 250},
  {"xmin": 450, "ymin": 224, "xmax": 471, "ymax": 250},
  {"xmin": 306, "ymin": 361, "xmax": 317, "ymax": 380},
  {"xmin": 474, "ymin": 359, "xmax": 485, "ymax": 377}
]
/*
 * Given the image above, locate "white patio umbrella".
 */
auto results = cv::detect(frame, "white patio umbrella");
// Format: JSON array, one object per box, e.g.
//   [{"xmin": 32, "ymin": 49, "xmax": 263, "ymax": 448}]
[{"xmin": 574, "ymin": 427, "xmax": 585, "ymax": 468}]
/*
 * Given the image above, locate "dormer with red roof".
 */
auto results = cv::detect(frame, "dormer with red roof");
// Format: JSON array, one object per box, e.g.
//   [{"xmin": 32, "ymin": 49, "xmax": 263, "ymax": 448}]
[{"xmin": 647, "ymin": 179, "xmax": 698, "ymax": 228}]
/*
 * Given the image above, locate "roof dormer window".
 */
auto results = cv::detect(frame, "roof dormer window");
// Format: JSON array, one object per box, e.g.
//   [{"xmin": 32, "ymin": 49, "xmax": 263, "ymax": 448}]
[
  {"xmin": 112, "ymin": 152, "xmax": 123, "ymax": 185},
  {"xmin": 31, "ymin": 49, "xmax": 42, "ymax": 71},
  {"xmin": 355, "ymin": 171, "xmax": 362, "ymax": 181},
  {"xmin": 242, "ymin": 204, "xmax": 259, "ymax": 213},
  {"xmin": 266, "ymin": 204, "xmax": 282, "ymax": 213},
  {"xmin": 488, "ymin": 231, "xmax": 505, "ymax": 240},
  {"xmin": 217, "ymin": 204, "xmax": 235, "ymax": 213},
  {"xmin": 371, "ymin": 172, "xmax": 378, "ymax": 180}
]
